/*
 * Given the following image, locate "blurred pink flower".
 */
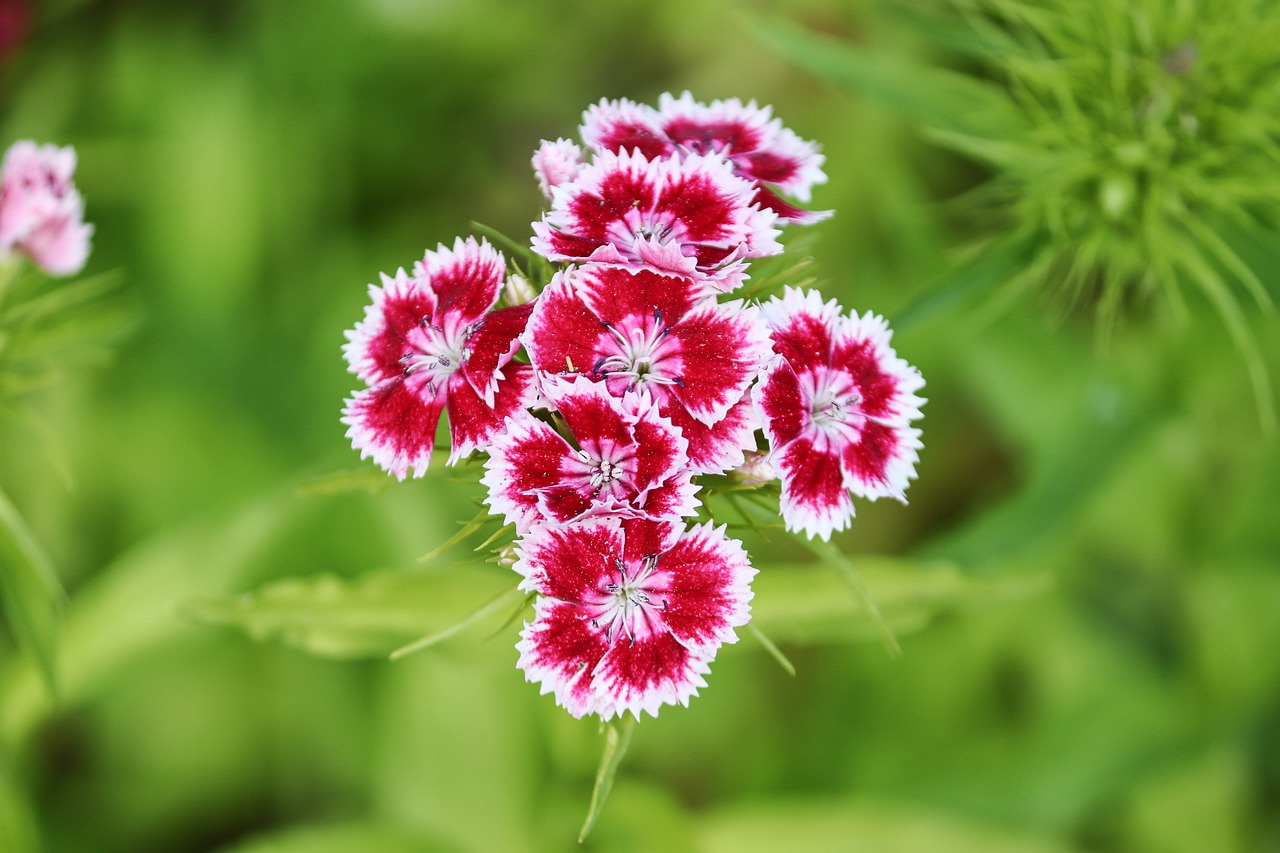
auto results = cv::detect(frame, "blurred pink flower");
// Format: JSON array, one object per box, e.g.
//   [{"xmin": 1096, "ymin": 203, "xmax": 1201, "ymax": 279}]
[{"xmin": 0, "ymin": 140, "xmax": 93, "ymax": 276}]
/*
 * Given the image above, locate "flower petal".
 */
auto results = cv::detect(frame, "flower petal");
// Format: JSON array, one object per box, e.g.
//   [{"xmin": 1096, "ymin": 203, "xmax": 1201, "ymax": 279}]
[
  {"xmin": 755, "ymin": 360, "xmax": 805, "ymax": 450},
  {"xmin": 481, "ymin": 412, "xmax": 574, "ymax": 533},
  {"xmin": 580, "ymin": 97, "xmax": 673, "ymax": 160},
  {"xmin": 776, "ymin": 438, "xmax": 855, "ymax": 541},
  {"xmin": 752, "ymin": 184, "xmax": 833, "ymax": 226},
  {"xmin": 666, "ymin": 299, "xmax": 771, "ymax": 426},
  {"xmin": 840, "ymin": 420, "xmax": 923, "ymax": 502},
  {"xmin": 342, "ymin": 268, "xmax": 438, "ymax": 386},
  {"xmin": 664, "ymin": 389, "xmax": 760, "ymax": 475},
  {"xmin": 642, "ymin": 520, "xmax": 754, "ymax": 649},
  {"xmin": 830, "ymin": 311, "xmax": 926, "ymax": 424},
  {"xmin": 445, "ymin": 361, "xmax": 532, "ymax": 463},
  {"xmin": 522, "ymin": 267, "xmax": 611, "ymax": 382},
  {"xmin": 341, "ymin": 380, "xmax": 444, "ymax": 480},
  {"xmin": 463, "ymin": 301, "xmax": 535, "ymax": 406},
  {"xmin": 759, "ymin": 286, "xmax": 841, "ymax": 375},
  {"xmin": 591, "ymin": 631, "xmax": 711, "ymax": 721},
  {"xmin": 516, "ymin": 598, "xmax": 613, "ymax": 719},
  {"xmin": 513, "ymin": 516, "xmax": 623, "ymax": 599},
  {"xmin": 532, "ymin": 138, "xmax": 585, "ymax": 199},
  {"xmin": 413, "ymin": 236, "xmax": 505, "ymax": 324}
]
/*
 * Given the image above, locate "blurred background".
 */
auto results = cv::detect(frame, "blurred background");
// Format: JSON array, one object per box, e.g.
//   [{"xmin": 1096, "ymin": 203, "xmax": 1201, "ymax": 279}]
[{"xmin": 1, "ymin": 0, "xmax": 1279, "ymax": 851}]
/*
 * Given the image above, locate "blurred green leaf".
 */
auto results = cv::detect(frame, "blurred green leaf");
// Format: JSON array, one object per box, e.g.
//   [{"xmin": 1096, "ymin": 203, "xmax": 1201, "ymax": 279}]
[
  {"xmin": 695, "ymin": 796, "xmax": 1079, "ymax": 853},
  {"xmin": 891, "ymin": 235, "xmax": 1039, "ymax": 332},
  {"xmin": 216, "ymin": 822, "xmax": 454, "ymax": 853},
  {"xmin": 0, "ymin": 485, "xmax": 64, "ymax": 696},
  {"xmin": 0, "ymin": 496, "xmax": 297, "ymax": 748},
  {"xmin": 0, "ymin": 759, "xmax": 40, "ymax": 853},
  {"xmin": 1118, "ymin": 747, "xmax": 1251, "ymax": 853},
  {"xmin": 187, "ymin": 564, "xmax": 517, "ymax": 660},
  {"xmin": 751, "ymin": 558, "xmax": 1048, "ymax": 646},
  {"xmin": 748, "ymin": 15, "xmax": 1026, "ymax": 137},
  {"xmin": 0, "ymin": 270, "xmax": 123, "ymax": 329},
  {"xmin": 294, "ymin": 468, "xmax": 399, "ymax": 498}
]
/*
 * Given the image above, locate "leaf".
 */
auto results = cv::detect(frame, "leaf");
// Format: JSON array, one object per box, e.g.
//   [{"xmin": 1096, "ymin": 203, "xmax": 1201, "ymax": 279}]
[
  {"xmin": 891, "ymin": 235, "xmax": 1038, "ymax": 332},
  {"xmin": 469, "ymin": 220, "xmax": 537, "ymax": 268},
  {"xmin": 747, "ymin": 14, "xmax": 1026, "ymax": 138},
  {"xmin": 388, "ymin": 583, "xmax": 523, "ymax": 660},
  {"xmin": 0, "ymin": 485, "xmax": 64, "ymax": 696},
  {"xmin": 747, "ymin": 623, "xmax": 796, "ymax": 676},
  {"xmin": 0, "ymin": 760, "xmax": 40, "ymax": 853},
  {"xmin": 215, "ymin": 822, "xmax": 449, "ymax": 853},
  {"xmin": 0, "ymin": 496, "xmax": 296, "ymax": 748},
  {"xmin": 0, "ymin": 269, "xmax": 124, "ymax": 329},
  {"xmin": 579, "ymin": 715, "xmax": 636, "ymax": 843},
  {"xmin": 696, "ymin": 796, "xmax": 1077, "ymax": 853},
  {"xmin": 750, "ymin": 558, "xmax": 1048, "ymax": 646},
  {"xmin": 187, "ymin": 565, "xmax": 517, "ymax": 660},
  {"xmin": 294, "ymin": 467, "xmax": 399, "ymax": 498},
  {"xmin": 800, "ymin": 537, "xmax": 902, "ymax": 657}
]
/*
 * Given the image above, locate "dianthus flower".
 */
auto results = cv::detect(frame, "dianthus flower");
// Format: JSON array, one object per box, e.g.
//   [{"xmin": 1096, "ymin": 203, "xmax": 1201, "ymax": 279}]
[
  {"xmin": 342, "ymin": 238, "xmax": 533, "ymax": 479},
  {"xmin": 523, "ymin": 262, "xmax": 770, "ymax": 473},
  {"xmin": 531, "ymin": 149, "xmax": 780, "ymax": 293},
  {"xmin": 0, "ymin": 140, "xmax": 92, "ymax": 276},
  {"xmin": 482, "ymin": 374, "xmax": 699, "ymax": 534},
  {"xmin": 755, "ymin": 288, "xmax": 924, "ymax": 540},
  {"xmin": 531, "ymin": 138, "xmax": 585, "ymax": 198},
  {"xmin": 581, "ymin": 92, "xmax": 830, "ymax": 224},
  {"xmin": 514, "ymin": 515, "xmax": 754, "ymax": 720}
]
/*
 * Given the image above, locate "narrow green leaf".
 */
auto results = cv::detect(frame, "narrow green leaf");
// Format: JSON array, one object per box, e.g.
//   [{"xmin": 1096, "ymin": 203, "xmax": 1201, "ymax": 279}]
[
  {"xmin": 1182, "ymin": 216, "xmax": 1274, "ymax": 313},
  {"xmin": 0, "ymin": 270, "xmax": 123, "ymax": 329},
  {"xmin": 470, "ymin": 220, "xmax": 537, "ymax": 267},
  {"xmin": 417, "ymin": 509, "xmax": 496, "ymax": 564},
  {"xmin": 750, "ymin": 558, "xmax": 1048, "ymax": 646},
  {"xmin": 294, "ymin": 467, "xmax": 400, "ymax": 498},
  {"xmin": 747, "ymin": 15, "xmax": 1026, "ymax": 137},
  {"xmin": 187, "ymin": 565, "xmax": 516, "ymax": 660},
  {"xmin": 1172, "ymin": 239, "xmax": 1277, "ymax": 436},
  {"xmin": 891, "ymin": 235, "xmax": 1038, "ymax": 332},
  {"xmin": 800, "ymin": 538, "xmax": 901, "ymax": 658},
  {"xmin": 2, "ymin": 497, "xmax": 297, "ymax": 749},
  {"xmin": 0, "ymin": 485, "xmax": 63, "ymax": 696},
  {"xmin": 578, "ymin": 715, "xmax": 636, "ymax": 844},
  {"xmin": 389, "ymin": 582, "xmax": 522, "ymax": 660},
  {"xmin": 747, "ymin": 623, "xmax": 796, "ymax": 676}
]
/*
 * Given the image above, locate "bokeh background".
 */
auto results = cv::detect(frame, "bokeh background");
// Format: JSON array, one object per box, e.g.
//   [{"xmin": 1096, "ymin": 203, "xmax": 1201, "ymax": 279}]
[{"xmin": 2, "ymin": 1, "xmax": 1279, "ymax": 851}]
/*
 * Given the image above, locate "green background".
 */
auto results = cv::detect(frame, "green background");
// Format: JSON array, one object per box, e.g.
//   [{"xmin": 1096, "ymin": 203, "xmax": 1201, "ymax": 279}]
[{"xmin": 2, "ymin": 1, "xmax": 1278, "ymax": 851}]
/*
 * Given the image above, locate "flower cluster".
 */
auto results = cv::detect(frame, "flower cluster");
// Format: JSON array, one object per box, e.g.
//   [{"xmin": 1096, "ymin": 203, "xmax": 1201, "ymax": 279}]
[
  {"xmin": 0, "ymin": 141, "xmax": 92, "ymax": 276},
  {"xmin": 342, "ymin": 93, "xmax": 924, "ymax": 720}
]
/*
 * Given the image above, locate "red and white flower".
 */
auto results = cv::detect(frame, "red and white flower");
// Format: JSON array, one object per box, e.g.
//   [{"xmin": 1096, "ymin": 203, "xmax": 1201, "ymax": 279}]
[
  {"xmin": 514, "ymin": 516, "xmax": 755, "ymax": 720},
  {"xmin": 755, "ymin": 288, "xmax": 924, "ymax": 540},
  {"xmin": 0, "ymin": 140, "xmax": 92, "ymax": 276},
  {"xmin": 581, "ymin": 93, "xmax": 831, "ymax": 225},
  {"xmin": 523, "ymin": 263, "xmax": 770, "ymax": 473},
  {"xmin": 531, "ymin": 138, "xmax": 585, "ymax": 199},
  {"xmin": 482, "ymin": 375, "xmax": 699, "ymax": 533},
  {"xmin": 531, "ymin": 149, "xmax": 780, "ymax": 293},
  {"xmin": 342, "ymin": 237, "xmax": 533, "ymax": 479}
]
